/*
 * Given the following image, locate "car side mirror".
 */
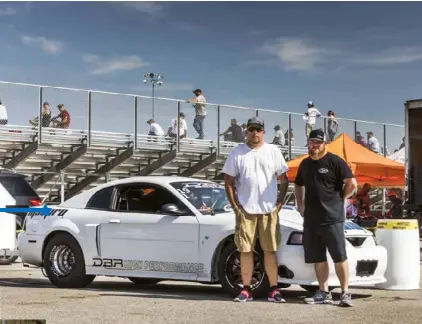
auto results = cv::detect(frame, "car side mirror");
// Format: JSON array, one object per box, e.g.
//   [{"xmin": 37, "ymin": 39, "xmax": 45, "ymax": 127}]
[{"xmin": 160, "ymin": 203, "xmax": 187, "ymax": 216}]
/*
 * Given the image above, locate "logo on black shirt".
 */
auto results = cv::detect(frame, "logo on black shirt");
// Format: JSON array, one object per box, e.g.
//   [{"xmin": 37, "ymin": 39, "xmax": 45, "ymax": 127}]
[{"xmin": 318, "ymin": 168, "xmax": 329, "ymax": 174}]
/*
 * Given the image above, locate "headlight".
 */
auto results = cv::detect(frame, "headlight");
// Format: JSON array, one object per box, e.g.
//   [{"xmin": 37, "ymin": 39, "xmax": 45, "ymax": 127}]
[{"xmin": 287, "ymin": 231, "xmax": 303, "ymax": 245}]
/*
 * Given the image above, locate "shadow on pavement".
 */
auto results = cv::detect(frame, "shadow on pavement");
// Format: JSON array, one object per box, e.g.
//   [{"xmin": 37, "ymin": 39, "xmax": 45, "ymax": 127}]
[{"xmin": 0, "ymin": 276, "xmax": 373, "ymax": 303}]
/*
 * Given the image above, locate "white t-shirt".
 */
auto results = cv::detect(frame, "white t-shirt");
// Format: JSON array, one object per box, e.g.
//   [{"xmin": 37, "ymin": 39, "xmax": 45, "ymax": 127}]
[
  {"xmin": 304, "ymin": 107, "xmax": 321, "ymax": 125},
  {"xmin": 0, "ymin": 105, "xmax": 8, "ymax": 120},
  {"xmin": 170, "ymin": 118, "xmax": 188, "ymax": 135},
  {"xmin": 274, "ymin": 129, "xmax": 285, "ymax": 144},
  {"xmin": 193, "ymin": 95, "xmax": 207, "ymax": 116},
  {"xmin": 149, "ymin": 122, "xmax": 165, "ymax": 136},
  {"xmin": 368, "ymin": 136, "xmax": 380, "ymax": 153},
  {"xmin": 222, "ymin": 142, "xmax": 289, "ymax": 214}
]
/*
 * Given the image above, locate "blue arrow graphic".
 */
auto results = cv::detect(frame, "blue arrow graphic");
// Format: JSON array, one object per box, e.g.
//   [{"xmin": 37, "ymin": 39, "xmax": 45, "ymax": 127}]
[{"xmin": 0, "ymin": 205, "xmax": 52, "ymax": 216}]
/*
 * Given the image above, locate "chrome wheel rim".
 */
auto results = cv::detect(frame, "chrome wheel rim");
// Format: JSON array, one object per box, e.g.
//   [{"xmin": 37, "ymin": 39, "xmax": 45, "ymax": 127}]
[
  {"xmin": 224, "ymin": 249, "xmax": 265, "ymax": 290},
  {"xmin": 49, "ymin": 244, "xmax": 75, "ymax": 277}
]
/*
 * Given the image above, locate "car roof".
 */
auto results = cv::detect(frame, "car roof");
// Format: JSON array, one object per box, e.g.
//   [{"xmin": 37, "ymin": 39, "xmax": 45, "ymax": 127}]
[{"xmin": 59, "ymin": 176, "xmax": 217, "ymax": 208}]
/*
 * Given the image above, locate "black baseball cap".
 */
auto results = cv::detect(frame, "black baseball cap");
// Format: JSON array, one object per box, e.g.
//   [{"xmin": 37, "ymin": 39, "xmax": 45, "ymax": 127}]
[
  {"xmin": 247, "ymin": 116, "xmax": 265, "ymax": 129},
  {"xmin": 309, "ymin": 129, "xmax": 326, "ymax": 142}
]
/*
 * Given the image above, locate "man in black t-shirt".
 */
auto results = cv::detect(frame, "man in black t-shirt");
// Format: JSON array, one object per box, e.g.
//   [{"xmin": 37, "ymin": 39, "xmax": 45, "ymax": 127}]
[{"xmin": 294, "ymin": 129, "xmax": 357, "ymax": 307}]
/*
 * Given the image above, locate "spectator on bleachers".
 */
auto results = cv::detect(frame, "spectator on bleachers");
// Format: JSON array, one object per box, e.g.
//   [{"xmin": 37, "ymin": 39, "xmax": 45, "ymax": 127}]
[
  {"xmin": 0, "ymin": 99, "xmax": 8, "ymax": 125},
  {"xmin": 303, "ymin": 101, "xmax": 321, "ymax": 139},
  {"xmin": 327, "ymin": 110, "xmax": 338, "ymax": 142},
  {"xmin": 284, "ymin": 128, "xmax": 295, "ymax": 146},
  {"xmin": 187, "ymin": 89, "xmax": 206, "ymax": 140},
  {"xmin": 355, "ymin": 131, "xmax": 367, "ymax": 147},
  {"xmin": 167, "ymin": 112, "xmax": 187, "ymax": 139},
  {"xmin": 29, "ymin": 102, "xmax": 51, "ymax": 127},
  {"xmin": 220, "ymin": 119, "xmax": 244, "ymax": 143},
  {"xmin": 367, "ymin": 131, "xmax": 380, "ymax": 153},
  {"xmin": 271, "ymin": 125, "xmax": 285, "ymax": 146},
  {"xmin": 147, "ymin": 119, "xmax": 165, "ymax": 137},
  {"xmin": 51, "ymin": 104, "xmax": 71, "ymax": 129}
]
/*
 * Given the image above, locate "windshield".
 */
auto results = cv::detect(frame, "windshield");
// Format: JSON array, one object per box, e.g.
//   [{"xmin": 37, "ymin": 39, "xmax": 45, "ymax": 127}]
[{"xmin": 170, "ymin": 181, "xmax": 232, "ymax": 215}]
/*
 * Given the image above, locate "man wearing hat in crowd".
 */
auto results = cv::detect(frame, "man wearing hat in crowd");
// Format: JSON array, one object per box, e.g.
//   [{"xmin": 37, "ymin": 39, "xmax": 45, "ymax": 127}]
[
  {"xmin": 366, "ymin": 131, "xmax": 380, "ymax": 154},
  {"xmin": 303, "ymin": 101, "xmax": 321, "ymax": 139},
  {"xmin": 222, "ymin": 116, "xmax": 290, "ymax": 303},
  {"xmin": 167, "ymin": 112, "xmax": 188, "ymax": 139},
  {"xmin": 147, "ymin": 118, "xmax": 165, "ymax": 137},
  {"xmin": 271, "ymin": 125, "xmax": 285, "ymax": 146},
  {"xmin": 187, "ymin": 89, "xmax": 207, "ymax": 139},
  {"xmin": 294, "ymin": 129, "xmax": 357, "ymax": 307}
]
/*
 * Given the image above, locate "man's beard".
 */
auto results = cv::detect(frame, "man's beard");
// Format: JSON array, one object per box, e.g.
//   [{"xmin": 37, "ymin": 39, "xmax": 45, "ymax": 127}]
[{"xmin": 308, "ymin": 145, "xmax": 326, "ymax": 159}]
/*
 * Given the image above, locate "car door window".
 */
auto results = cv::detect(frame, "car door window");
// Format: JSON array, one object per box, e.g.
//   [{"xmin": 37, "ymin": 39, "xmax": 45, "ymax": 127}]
[{"xmin": 114, "ymin": 184, "xmax": 189, "ymax": 214}]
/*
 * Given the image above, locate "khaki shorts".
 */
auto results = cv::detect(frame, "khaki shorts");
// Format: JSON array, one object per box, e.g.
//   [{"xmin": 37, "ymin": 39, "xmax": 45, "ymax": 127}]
[{"xmin": 234, "ymin": 207, "xmax": 281, "ymax": 253}]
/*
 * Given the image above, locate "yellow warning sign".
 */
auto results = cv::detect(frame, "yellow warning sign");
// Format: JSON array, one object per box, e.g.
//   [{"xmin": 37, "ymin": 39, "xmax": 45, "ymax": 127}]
[{"xmin": 376, "ymin": 220, "xmax": 419, "ymax": 230}]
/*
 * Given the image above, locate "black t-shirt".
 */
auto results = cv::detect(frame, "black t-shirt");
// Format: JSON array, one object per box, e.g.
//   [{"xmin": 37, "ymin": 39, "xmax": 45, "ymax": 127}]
[{"xmin": 294, "ymin": 152, "xmax": 354, "ymax": 227}]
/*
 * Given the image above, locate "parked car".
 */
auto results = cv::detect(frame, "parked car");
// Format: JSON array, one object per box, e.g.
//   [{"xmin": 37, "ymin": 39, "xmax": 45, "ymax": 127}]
[
  {"xmin": 0, "ymin": 169, "xmax": 42, "ymax": 265},
  {"xmin": 18, "ymin": 176, "xmax": 387, "ymax": 297}
]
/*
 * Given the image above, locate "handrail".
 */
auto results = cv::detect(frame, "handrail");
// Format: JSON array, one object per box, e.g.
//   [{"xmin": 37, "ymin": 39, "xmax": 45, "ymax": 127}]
[{"xmin": 0, "ymin": 80, "xmax": 404, "ymax": 127}]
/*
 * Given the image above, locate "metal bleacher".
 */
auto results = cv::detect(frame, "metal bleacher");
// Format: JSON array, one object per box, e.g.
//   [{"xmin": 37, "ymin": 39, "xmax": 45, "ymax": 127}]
[
  {"xmin": 0, "ymin": 80, "xmax": 404, "ymax": 205},
  {"xmin": 0, "ymin": 122, "xmax": 307, "ymax": 203}
]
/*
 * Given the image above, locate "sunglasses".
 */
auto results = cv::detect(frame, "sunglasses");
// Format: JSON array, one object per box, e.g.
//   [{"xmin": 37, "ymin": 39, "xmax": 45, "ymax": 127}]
[{"xmin": 247, "ymin": 126, "xmax": 264, "ymax": 132}]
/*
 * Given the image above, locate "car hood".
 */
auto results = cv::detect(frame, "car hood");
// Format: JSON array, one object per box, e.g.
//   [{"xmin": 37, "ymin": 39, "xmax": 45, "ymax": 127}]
[{"xmin": 211, "ymin": 207, "xmax": 373, "ymax": 237}]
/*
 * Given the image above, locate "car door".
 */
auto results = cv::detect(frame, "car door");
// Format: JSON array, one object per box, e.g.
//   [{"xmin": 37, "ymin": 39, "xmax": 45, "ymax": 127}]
[{"xmin": 98, "ymin": 182, "xmax": 201, "ymax": 280}]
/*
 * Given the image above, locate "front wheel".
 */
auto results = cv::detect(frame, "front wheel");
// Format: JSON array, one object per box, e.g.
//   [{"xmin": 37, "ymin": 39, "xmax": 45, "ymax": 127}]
[
  {"xmin": 43, "ymin": 232, "xmax": 95, "ymax": 288},
  {"xmin": 218, "ymin": 241, "xmax": 269, "ymax": 298}
]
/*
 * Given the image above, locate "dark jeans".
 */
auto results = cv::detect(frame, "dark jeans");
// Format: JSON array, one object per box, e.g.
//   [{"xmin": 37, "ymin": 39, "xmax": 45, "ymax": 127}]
[
  {"xmin": 327, "ymin": 130, "xmax": 336, "ymax": 142},
  {"xmin": 193, "ymin": 115, "xmax": 205, "ymax": 139}
]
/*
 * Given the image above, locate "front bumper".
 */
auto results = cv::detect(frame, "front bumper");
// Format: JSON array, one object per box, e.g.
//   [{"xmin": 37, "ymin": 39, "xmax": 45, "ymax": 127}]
[{"xmin": 277, "ymin": 244, "xmax": 388, "ymax": 287}]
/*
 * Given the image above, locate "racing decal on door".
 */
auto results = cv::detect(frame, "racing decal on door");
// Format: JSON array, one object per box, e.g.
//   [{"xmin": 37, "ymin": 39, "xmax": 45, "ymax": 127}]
[
  {"xmin": 92, "ymin": 257, "xmax": 204, "ymax": 274},
  {"xmin": 27, "ymin": 208, "xmax": 69, "ymax": 219}
]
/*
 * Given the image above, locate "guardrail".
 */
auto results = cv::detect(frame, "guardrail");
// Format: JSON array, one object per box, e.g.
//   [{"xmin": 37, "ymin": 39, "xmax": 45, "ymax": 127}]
[{"xmin": 0, "ymin": 80, "xmax": 405, "ymax": 160}]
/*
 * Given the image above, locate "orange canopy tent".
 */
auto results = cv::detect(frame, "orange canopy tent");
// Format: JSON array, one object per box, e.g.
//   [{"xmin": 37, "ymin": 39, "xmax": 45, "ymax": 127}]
[{"xmin": 285, "ymin": 133, "xmax": 405, "ymax": 188}]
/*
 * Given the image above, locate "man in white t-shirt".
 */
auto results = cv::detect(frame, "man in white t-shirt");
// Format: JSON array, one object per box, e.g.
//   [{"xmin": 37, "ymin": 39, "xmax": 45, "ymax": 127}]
[
  {"xmin": 366, "ymin": 131, "xmax": 380, "ymax": 153},
  {"xmin": 167, "ymin": 112, "xmax": 188, "ymax": 139},
  {"xmin": 147, "ymin": 119, "xmax": 165, "ymax": 136},
  {"xmin": 0, "ymin": 99, "xmax": 8, "ymax": 125},
  {"xmin": 187, "ymin": 89, "xmax": 206, "ymax": 139},
  {"xmin": 222, "ymin": 116, "xmax": 289, "ymax": 303},
  {"xmin": 303, "ymin": 101, "xmax": 321, "ymax": 139}
]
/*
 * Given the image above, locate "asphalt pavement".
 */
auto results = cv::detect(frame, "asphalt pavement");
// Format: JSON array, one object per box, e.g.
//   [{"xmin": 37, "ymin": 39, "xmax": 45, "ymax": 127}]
[{"xmin": 0, "ymin": 257, "xmax": 421, "ymax": 324}]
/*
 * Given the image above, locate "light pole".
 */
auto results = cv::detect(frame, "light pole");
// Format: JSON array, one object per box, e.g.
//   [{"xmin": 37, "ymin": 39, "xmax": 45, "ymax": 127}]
[{"xmin": 143, "ymin": 73, "xmax": 164, "ymax": 119}]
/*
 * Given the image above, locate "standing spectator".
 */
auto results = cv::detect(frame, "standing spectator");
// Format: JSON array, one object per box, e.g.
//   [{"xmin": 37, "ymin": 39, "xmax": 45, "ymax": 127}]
[
  {"xmin": 271, "ymin": 125, "xmax": 285, "ymax": 146},
  {"xmin": 167, "ymin": 112, "xmax": 188, "ymax": 139},
  {"xmin": 356, "ymin": 183, "xmax": 371, "ymax": 215},
  {"xmin": 326, "ymin": 110, "xmax": 338, "ymax": 142},
  {"xmin": 294, "ymin": 129, "xmax": 357, "ymax": 307},
  {"xmin": 51, "ymin": 104, "xmax": 71, "ymax": 129},
  {"xmin": 29, "ymin": 102, "xmax": 51, "ymax": 127},
  {"xmin": 303, "ymin": 101, "xmax": 321, "ymax": 139},
  {"xmin": 187, "ymin": 89, "xmax": 206, "ymax": 139},
  {"xmin": 0, "ymin": 99, "xmax": 8, "ymax": 125},
  {"xmin": 220, "ymin": 119, "xmax": 244, "ymax": 143},
  {"xmin": 367, "ymin": 131, "xmax": 380, "ymax": 153},
  {"xmin": 222, "ymin": 116, "xmax": 289, "ymax": 303}
]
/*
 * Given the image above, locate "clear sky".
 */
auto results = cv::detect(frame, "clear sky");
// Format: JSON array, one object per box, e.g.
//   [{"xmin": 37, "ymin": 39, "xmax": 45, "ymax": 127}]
[{"xmin": 1, "ymin": 1, "xmax": 419, "ymax": 150}]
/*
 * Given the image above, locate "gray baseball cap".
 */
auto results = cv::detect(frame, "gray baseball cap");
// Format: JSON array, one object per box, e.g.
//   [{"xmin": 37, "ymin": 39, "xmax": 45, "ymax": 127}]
[{"xmin": 247, "ymin": 116, "xmax": 265, "ymax": 128}]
